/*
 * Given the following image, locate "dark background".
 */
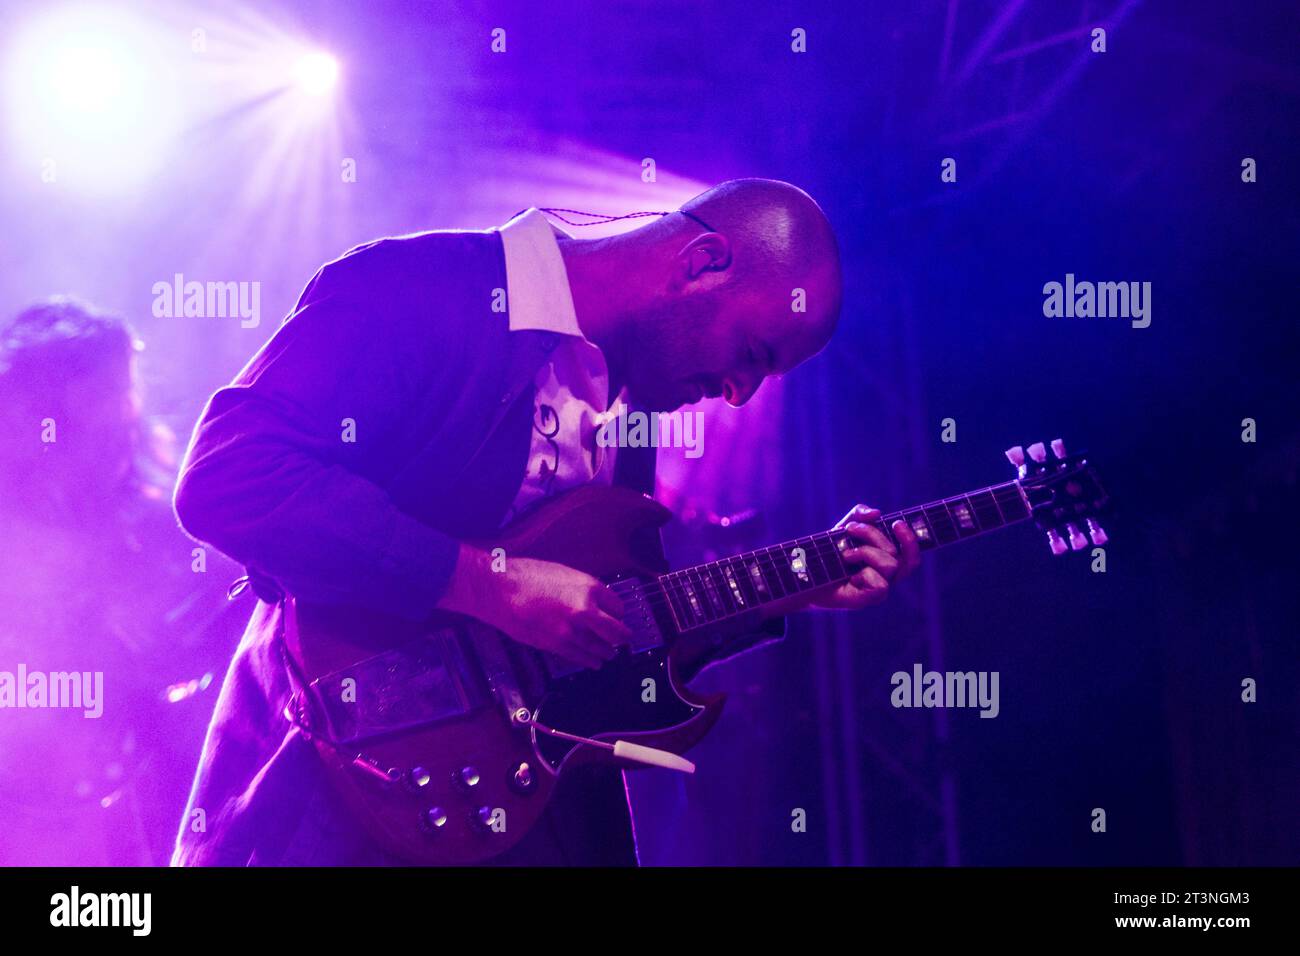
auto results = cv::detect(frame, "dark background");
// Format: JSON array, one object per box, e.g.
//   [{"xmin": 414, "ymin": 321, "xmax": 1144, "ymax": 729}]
[{"xmin": 1, "ymin": 0, "xmax": 1295, "ymax": 865}]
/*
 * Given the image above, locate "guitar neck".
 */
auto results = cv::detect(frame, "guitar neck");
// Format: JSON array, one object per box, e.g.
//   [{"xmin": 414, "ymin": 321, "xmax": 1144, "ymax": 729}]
[{"xmin": 656, "ymin": 480, "xmax": 1032, "ymax": 632}]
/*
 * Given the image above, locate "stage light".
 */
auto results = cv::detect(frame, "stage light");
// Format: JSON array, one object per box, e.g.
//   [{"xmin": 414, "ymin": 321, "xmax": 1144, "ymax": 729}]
[
  {"xmin": 3, "ymin": 5, "xmax": 183, "ymax": 196},
  {"xmin": 49, "ymin": 42, "xmax": 124, "ymax": 111},
  {"xmin": 294, "ymin": 51, "xmax": 339, "ymax": 96}
]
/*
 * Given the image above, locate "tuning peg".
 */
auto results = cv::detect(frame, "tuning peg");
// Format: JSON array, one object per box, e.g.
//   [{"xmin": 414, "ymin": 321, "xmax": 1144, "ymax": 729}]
[
  {"xmin": 1086, "ymin": 518, "xmax": 1108, "ymax": 546},
  {"xmin": 1046, "ymin": 529, "xmax": 1068, "ymax": 556},
  {"xmin": 1050, "ymin": 438, "xmax": 1066, "ymax": 459},
  {"xmin": 1027, "ymin": 442, "xmax": 1047, "ymax": 464},
  {"xmin": 1005, "ymin": 445, "xmax": 1025, "ymax": 468},
  {"xmin": 1065, "ymin": 522, "xmax": 1087, "ymax": 550}
]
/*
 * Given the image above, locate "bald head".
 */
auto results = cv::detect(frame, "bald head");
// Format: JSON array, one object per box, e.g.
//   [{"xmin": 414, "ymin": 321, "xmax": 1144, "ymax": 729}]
[
  {"xmin": 563, "ymin": 178, "xmax": 843, "ymax": 411},
  {"xmin": 681, "ymin": 178, "xmax": 843, "ymax": 341}
]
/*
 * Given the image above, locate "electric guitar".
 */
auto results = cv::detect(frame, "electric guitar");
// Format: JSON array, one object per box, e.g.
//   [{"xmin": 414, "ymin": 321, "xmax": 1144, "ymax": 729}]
[{"xmin": 284, "ymin": 438, "xmax": 1108, "ymax": 864}]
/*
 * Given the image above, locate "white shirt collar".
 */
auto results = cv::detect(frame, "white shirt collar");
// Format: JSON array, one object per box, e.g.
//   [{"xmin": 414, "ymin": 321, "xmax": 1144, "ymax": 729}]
[{"xmin": 497, "ymin": 208, "xmax": 582, "ymax": 338}]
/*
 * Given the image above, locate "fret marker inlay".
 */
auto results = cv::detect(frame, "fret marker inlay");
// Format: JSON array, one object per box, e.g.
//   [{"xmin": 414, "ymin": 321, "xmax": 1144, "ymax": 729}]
[
  {"xmin": 953, "ymin": 503, "xmax": 976, "ymax": 530},
  {"xmin": 724, "ymin": 565, "xmax": 746, "ymax": 607},
  {"xmin": 789, "ymin": 547, "xmax": 809, "ymax": 584},
  {"xmin": 683, "ymin": 581, "xmax": 702, "ymax": 618}
]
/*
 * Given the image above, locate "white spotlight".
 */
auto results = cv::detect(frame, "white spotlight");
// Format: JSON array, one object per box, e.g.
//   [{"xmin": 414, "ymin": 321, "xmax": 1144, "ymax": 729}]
[
  {"xmin": 50, "ymin": 43, "xmax": 124, "ymax": 110},
  {"xmin": 5, "ymin": 6, "xmax": 183, "ymax": 195},
  {"xmin": 294, "ymin": 51, "xmax": 338, "ymax": 96}
]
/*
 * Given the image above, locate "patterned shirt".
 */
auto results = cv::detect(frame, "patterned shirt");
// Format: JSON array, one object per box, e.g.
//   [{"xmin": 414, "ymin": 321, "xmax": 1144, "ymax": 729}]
[{"xmin": 496, "ymin": 209, "xmax": 626, "ymax": 524}]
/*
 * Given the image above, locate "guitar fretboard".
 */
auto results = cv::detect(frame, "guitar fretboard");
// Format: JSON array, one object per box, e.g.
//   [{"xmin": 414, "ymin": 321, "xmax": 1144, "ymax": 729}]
[{"xmin": 654, "ymin": 480, "xmax": 1030, "ymax": 632}]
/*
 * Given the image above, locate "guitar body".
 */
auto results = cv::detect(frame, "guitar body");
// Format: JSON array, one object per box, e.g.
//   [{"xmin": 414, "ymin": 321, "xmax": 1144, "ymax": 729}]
[
  {"xmin": 282, "ymin": 439, "xmax": 1108, "ymax": 865},
  {"xmin": 284, "ymin": 484, "xmax": 726, "ymax": 865}
]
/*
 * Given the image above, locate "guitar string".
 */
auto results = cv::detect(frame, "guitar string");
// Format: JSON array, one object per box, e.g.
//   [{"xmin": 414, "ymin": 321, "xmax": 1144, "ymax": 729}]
[
  {"xmin": 632, "ymin": 541, "xmax": 851, "ymax": 632},
  {"xmin": 614, "ymin": 484, "xmax": 1032, "ymax": 628},
  {"xmin": 652, "ymin": 530, "xmax": 884, "ymax": 617},
  {"xmin": 647, "ymin": 483, "xmax": 1021, "ymax": 597},
  {"xmin": 643, "ymin": 514, "xmax": 965, "ymax": 618},
  {"xmin": 615, "ymin": 535, "xmax": 841, "ymax": 611},
  {"xmin": 626, "ymin": 483, "xmax": 1033, "ymax": 627}
]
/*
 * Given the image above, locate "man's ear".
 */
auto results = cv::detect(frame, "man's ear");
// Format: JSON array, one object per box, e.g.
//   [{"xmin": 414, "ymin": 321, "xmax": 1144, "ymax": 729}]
[{"xmin": 680, "ymin": 233, "xmax": 732, "ymax": 279}]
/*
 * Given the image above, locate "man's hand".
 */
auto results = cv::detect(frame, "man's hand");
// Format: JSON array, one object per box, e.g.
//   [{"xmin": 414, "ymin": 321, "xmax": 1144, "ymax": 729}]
[
  {"xmin": 438, "ymin": 544, "xmax": 632, "ymax": 670},
  {"xmin": 814, "ymin": 505, "xmax": 921, "ymax": 609},
  {"xmin": 764, "ymin": 504, "xmax": 922, "ymax": 616}
]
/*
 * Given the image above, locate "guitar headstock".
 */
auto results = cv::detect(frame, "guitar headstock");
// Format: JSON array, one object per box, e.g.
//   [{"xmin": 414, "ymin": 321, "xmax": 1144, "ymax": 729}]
[{"xmin": 1007, "ymin": 439, "xmax": 1110, "ymax": 555}]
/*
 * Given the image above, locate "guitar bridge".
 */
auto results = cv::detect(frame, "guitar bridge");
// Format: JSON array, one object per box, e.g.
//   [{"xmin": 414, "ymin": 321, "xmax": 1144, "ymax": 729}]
[{"xmin": 306, "ymin": 627, "xmax": 490, "ymax": 745}]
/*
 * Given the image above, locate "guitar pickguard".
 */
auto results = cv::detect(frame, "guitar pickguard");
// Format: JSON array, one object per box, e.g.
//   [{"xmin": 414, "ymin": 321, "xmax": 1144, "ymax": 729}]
[{"xmin": 532, "ymin": 646, "xmax": 702, "ymax": 770}]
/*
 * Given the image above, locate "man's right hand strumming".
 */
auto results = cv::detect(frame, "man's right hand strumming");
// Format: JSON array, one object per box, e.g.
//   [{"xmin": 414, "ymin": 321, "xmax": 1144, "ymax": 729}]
[{"xmin": 439, "ymin": 544, "xmax": 632, "ymax": 670}]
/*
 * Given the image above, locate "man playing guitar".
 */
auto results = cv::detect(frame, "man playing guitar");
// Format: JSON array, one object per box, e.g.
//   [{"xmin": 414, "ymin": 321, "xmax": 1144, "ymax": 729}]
[{"xmin": 172, "ymin": 179, "xmax": 920, "ymax": 866}]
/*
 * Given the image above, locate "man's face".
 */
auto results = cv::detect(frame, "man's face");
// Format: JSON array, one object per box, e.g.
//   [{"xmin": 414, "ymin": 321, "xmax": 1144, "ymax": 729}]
[{"xmin": 618, "ymin": 281, "xmax": 831, "ymax": 412}]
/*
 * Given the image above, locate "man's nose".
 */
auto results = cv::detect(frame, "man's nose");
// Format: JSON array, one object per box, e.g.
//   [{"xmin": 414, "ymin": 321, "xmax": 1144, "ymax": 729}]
[{"xmin": 723, "ymin": 372, "xmax": 762, "ymax": 407}]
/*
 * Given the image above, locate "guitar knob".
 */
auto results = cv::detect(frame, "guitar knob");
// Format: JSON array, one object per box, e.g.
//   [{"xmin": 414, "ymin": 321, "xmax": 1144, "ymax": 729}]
[
  {"xmin": 1050, "ymin": 438, "xmax": 1066, "ymax": 459},
  {"xmin": 1086, "ymin": 518, "xmax": 1108, "ymax": 546},
  {"xmin": 1065, "ymin": 523, "xmax": 1087, "ymax": 550},
  {"xmin": 1027, "ymin": 442, "xmax": 1047, "ymax": 464},
  {"xmin": 469, "ymin": 805, "xmax": 497, "ymax": 832},
  {"xmin": 453, "ymin": 766, "xmax": 481, "ymax": 791},
  {"xmin": 1004, "ymin": 445, "xmax": 1025, "ymax": 468},
  {"xmin": 420, "ymin": 806, "xmax": 449, "ymax": 834},
  {"xmin": 405, "ymin": 767, "xmax": 433, "ymax": 791},
  {"xmin": 1046, "ymin": 529, "xmax": 1068, "ymax": 556}
]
